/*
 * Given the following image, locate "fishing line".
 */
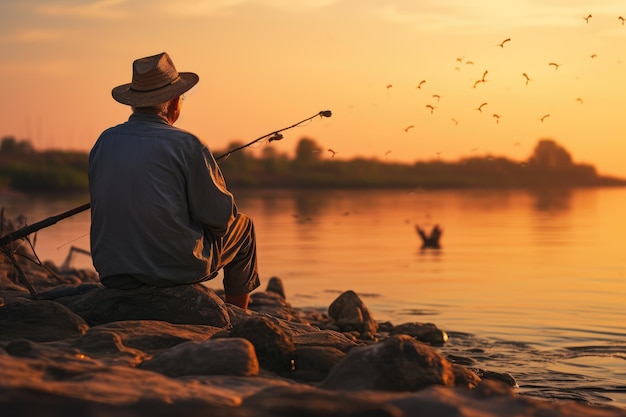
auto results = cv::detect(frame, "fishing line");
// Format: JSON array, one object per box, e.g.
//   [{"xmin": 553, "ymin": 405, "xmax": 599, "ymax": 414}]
[{"xmin": 57, "ymin": 232, "xmax": 90, "ymax": 250}]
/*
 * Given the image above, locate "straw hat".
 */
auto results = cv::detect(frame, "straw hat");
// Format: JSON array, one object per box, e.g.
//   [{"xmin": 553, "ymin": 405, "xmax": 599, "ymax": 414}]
[{"xmin": 111, "ymin": 52, "xmax": 199, "ymax": 107}]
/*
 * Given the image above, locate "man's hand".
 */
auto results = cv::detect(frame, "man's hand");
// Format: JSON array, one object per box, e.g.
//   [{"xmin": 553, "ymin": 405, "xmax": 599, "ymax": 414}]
[{"xmin": 225, "ymin": 293, "xmax": 250, "ymax": 309}]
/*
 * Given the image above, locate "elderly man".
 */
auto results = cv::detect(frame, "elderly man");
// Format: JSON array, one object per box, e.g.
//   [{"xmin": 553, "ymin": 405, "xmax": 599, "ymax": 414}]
[{"xmin": 89, "ymin": 52, "xmax": 260, "ymax": 309}]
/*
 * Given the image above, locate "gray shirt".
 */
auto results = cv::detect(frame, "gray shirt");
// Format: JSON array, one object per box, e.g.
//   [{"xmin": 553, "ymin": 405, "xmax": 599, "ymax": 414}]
[{"xmin": 89, "ymin": 112, "xmax": 236, "ymax": 286}]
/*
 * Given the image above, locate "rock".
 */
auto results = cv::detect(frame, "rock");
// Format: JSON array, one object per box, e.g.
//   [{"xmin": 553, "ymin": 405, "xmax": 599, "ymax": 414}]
[
  {"xmin": 291, "ymin": 346, "xmax": 346, "ymax": 382},
  {"xmin": 265, "ymin": 276, "xmax": 286, "ymax": 299},
  {"xmin": 55, "ymin": 284, "xmax": 230, "ymax": 328},
  {"xmin": 472, "ymin": 368, "xmax": 518, "ymax": 388},
  {"xmin": 242, "ymin": 385, "xmax": 403, "ymax": 417},
  {"xmin": 140, "ymin": 338, "xmax": 259, "ymax": 377},
  {"xmin": 85, "ymin": 320, "xmax": 223, "ymax": 353},
  {"xmin": 0, "ymin": 298, "xmax": 88, "ymax": 342},
  {"xmin": 390, "ymin": 322, "xmax": 448, "ymax": 346},
  {"xmin": 292, "ymin": 329, "xmax": 359, "ymax": 352},
  {"xmin": 319, "ymin": 334, "xmax": 468, "ymax": 391},
  {"xmin": 229, "ymin": 316, "xmax": 296, "ymax": 376},
  {"xmin": 249, "ymin": 291, "xmax": 303, "ymax": 322},
  {"xmin": 328, "ymin": 290, "xmax": 378, "ymax": 337}
]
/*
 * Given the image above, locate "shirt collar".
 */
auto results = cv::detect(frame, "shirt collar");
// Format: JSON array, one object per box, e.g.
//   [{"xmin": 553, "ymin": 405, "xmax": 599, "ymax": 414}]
[{"xmin": 129, "ymin": 112, "xmax": 171, "ymax": 125}]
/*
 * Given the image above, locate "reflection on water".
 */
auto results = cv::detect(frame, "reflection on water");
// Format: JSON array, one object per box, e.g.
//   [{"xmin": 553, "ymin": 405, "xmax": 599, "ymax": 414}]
[
  {"xmin": 1, "ymin": 187, "xmax": 626, "ymax": 408},
  {"xmin": 531, "ymin": 188, "xmax": 572, "ymax": 212}
]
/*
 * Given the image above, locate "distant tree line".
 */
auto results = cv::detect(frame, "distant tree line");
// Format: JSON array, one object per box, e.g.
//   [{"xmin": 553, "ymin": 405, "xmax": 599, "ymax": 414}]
[
  {"xmin": 0, "ymin": 136, "xmax": 88, "ymax": 192},
  {"xmin": 1, "ymin": 135, "xmax": 624, "ymax": 193}
]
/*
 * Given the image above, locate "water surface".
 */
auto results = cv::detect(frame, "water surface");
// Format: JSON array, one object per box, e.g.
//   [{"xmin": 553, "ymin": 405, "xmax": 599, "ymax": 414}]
[{"xmin": 2, "ymin": 187, "xmax": 625, "ymax": 408}]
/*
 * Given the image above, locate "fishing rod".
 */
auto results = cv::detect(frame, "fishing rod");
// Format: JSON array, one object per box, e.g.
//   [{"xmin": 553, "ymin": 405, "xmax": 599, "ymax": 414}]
[{"xmin": 0, "ymin": 109, "xmax": 332, "ymax": 247}]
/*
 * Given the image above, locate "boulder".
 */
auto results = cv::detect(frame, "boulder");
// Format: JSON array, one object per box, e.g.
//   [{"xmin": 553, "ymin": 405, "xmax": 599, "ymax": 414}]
[
  {"xmin": 140, "ymin": 338, "xmax": 259, "ymax": 377},
  {"xmin": 229, "ymin": 316, "xmax": 296, "ymax": 376},
  {"xmin": 328, "ymin": 290, "xmax": 378, "ymax": 338},
  {"xmin": 55, "ymin": 284, "xmax": 230, "ymax": 328},
  {"xmin": 390, "ymin": 322, "xmax": 448, "ymax": 346},
  {"xmin": 0, "ymin": 298, "xmax": 88, "ymax": 342},
  {"xmin": 319, "ymin": 334, "xmax": 476, "ymax": 391}
]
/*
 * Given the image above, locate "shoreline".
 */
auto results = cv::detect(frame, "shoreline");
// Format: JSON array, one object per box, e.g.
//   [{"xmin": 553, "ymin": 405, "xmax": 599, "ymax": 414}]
[{"xmin": 1, "ymin": 259, "xmax": 625, "ymax": 416}]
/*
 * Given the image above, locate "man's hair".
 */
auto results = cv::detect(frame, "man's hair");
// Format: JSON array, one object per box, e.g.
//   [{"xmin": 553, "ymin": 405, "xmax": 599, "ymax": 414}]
[{"xmin": 131, "ymin": 98, "xmax": 175, "ymax": 116}]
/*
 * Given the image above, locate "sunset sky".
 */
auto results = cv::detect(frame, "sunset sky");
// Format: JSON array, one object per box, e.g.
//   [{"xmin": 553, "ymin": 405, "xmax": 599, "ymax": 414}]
[{"xmin": 2, "ymin": 1, "xmax": 626, "ymax": 177}]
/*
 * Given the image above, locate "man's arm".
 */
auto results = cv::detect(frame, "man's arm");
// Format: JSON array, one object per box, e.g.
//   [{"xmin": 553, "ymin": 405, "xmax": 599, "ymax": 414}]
[{"xmin": 226, "ymin": 293, "xmax": 250, "ymax": 309}]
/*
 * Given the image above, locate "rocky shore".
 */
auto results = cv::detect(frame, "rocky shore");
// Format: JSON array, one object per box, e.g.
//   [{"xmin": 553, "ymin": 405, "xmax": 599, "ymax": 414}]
[{"xmin": 1, "ymin": 259, "xmax": 625, "ymax": 417}]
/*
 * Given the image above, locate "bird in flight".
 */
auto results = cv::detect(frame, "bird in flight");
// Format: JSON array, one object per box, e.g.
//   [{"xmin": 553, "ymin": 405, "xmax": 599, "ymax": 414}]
[
  {"xmin": 432, "ymin": 94, "xmax": 441, "ymax": 101},
  {"xmin": 476, "ymin": 102, "xmax": 488, "ymax": 112},
  {"xmin": 327, "ymin": 149, "xmax": 337, "ymax": 158},
  {"xmin": 451, "ymin": 118, "xmax": 459, "ymax": 126},
  {"xmin": 472, "ymin": 79, "xmax": 485, "ymax": 89},
  {"xmin": 539, "ymin": 114, "xmax": 550, "ymax": 122},
  {"xmin": 576, "ymin": 97, "xmax": 583, "ymax": 104},
  {"xmin": 465, "ymin": 60, "xmax": 474, "ymax": 65},
  {"xmin": 404, "ymin": 125, "xmax": 415, "ymax": 132},
  {"xmin": 417, "ymin": 80, "xmax": 426, "ymax": 89},
  {"xmin": 548, "ymin": 62, "xmax": 560, "ymax": 70},
  {"xmin": 522, "ymin": 72, "xmax": 532, "ymax": 86},
  {"xmin": 492, "ymin": 114, "xmax": 501, "ymax": 124},
  {"xmin": 425, "ymin": 104, "xmax": 436, "ymax": 114},
  {"xmin": 384, "ymin": 150, "xmax": 392, "ymax": 156},
  {"xmin": 590, "ymin": 54, "xmax": 597, "ymax": 59},
  {"xmin": 481, "ymin": 70, "xmax": 488, "ymax": 81},
  {"xmin": 386, "ymin": 84, "xmax": 393, "ymax": 90},
  {"xmin": 583, "ymin": 14, "xmax": 592, "ymax": 24},
  {"xmin": 619, "ymin": 16, "xmax": 625, "ymax": 25},
  {"xmin": 456, "ymin": 56, "xmax": 464, "ymax": 63},
  {"xmin": 497, "ymin": 38, "xmax": 511, "ymax": 48}
]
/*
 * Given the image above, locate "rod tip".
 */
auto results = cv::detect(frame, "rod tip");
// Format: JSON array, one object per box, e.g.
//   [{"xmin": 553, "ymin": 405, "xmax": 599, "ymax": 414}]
[{"xmin": 319, "ymin": 110, "xmax": 332, "ymax": 118}]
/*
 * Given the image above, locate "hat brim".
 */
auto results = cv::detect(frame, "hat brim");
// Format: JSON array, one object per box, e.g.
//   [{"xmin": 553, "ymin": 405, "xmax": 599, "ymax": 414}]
[{"xmin": 111, "ymin": 72, "xmax": 199, "ymax": 107}]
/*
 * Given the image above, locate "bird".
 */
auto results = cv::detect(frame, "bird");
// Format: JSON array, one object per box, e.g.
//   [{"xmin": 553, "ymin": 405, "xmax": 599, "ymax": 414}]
[
  {"xmin": 590, "ymin": 53, "xmax": 597, "ymax": 59},
  {"xmin": 539, "ymin": 114, "xmax": 550, "ymax": 122},
  {"xmin": 465, "ymin": 60, "xmax": 474, "ymax": 65},
  {"xmin": 456, "ymin": 56, "xmax": 464, "ymax": 63},
  {"xmin": 384, "ymin": 150, "xmax": 392, "ymax": 156},
  {"xmin": 472, "ymin": 79, "xmax": 484, "ymax": 88},
  {"xmin": 451, "ymin": 118, "xmax": 459, "ymax": 126},
  {"xmin": 476, "ymin": 102, "xmax": 488, "ymax": 112},
  {"xmin": 576, "ymin": 97, "xmax": 583, "ymax": 104},
  {"xmin": 432, "ymin": 94, "xmax": 441, "ymax": 101},
  {"xmin": 404, "ymin": 125, "xmax": 415, "ymax": 132},
  {"xmin": 619, "ymin": 16, "xmax": 625, "ymax": 25},
  {"xmin": 548, "ymin": 62, "xmax": 560, "ymax": 70},
  {"xmin": 425, "ymin": 104, "xmax": 436, "ymax": 114},
  {"xmin": 522, "ymin": 72, "xmax": 532, "ymax": 86},
  {"xmin": 583, "ymin": 14, "xmax": 592, "ymax": 24},
  {"xmin": 492, "ymin": 114, "xmax": 500, "ymax": 124},
  {"xmin": 497, "ymin": 38, "xmax": 511, "ymax": 48},
  {"xmin": 417, "ymin": 80, "xmax": 426, "ymax": 89},
  {"xmin": 481, "ymin": 70, "xmax": 488, "ymax": 81},
  {"xmin": 386, "ymin": 84, "xmax": 393, "ymax": 90},
  {"xmin": 327, "ymin": 149, "xmax": 337, "ymax": 158}
]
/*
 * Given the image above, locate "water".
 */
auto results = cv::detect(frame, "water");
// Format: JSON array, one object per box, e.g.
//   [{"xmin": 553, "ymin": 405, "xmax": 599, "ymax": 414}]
[{"xmin": 2, "ymin": 187, "xmax": 625, "ymax": 408}]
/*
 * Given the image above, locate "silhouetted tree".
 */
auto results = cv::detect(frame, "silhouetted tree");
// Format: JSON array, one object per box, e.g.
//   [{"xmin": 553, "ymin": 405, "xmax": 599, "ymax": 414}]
[
  {"xmin": 294, "ymin": 137, "xmax": 322, "ymax": 165},
  {"xmin": 528, "ymin": 139, "xmax": 573, "ymax": 169}
]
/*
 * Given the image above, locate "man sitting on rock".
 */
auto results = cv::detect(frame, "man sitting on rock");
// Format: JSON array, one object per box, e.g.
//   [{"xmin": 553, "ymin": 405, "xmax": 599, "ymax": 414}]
[{"xmin": 88, "ymin": 52, "xmax": 260, "ymax": 309}]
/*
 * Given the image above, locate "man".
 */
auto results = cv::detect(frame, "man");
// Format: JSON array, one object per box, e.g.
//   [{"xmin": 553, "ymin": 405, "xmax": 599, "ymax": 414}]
[{"xmin": 89, "ymin": 52, "xmax": 260, "ymax": 309}]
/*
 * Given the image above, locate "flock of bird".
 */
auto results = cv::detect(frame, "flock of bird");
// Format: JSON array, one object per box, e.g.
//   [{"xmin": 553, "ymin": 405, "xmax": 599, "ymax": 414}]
[{"xmin": 375, "ymin": 12, "xmax": 625, "ymax": 159}]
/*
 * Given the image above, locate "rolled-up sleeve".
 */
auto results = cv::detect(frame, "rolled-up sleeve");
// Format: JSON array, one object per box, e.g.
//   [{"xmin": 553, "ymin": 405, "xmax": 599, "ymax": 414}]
[{"xmin": 186, "ymin": 142, "xmax": 236, "ymax": 237}]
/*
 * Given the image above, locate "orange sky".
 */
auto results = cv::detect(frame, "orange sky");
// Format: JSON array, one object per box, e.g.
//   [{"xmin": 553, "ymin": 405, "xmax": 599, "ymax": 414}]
[{"xmin": 2, "ymin": 1, "xmax": 626, "ymax": 177}]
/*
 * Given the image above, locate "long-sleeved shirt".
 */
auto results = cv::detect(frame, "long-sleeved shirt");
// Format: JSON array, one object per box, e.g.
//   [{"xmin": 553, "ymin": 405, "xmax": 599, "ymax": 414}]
[{"xmin": 89, "ymin": 112, "xmax": 236, "ymax": 286}]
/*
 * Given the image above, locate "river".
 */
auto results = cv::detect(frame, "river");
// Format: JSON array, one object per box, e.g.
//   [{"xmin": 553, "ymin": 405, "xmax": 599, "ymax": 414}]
[{"xmin": 1, "ymin": 187, "xmax": 625, "ymax": 408}]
